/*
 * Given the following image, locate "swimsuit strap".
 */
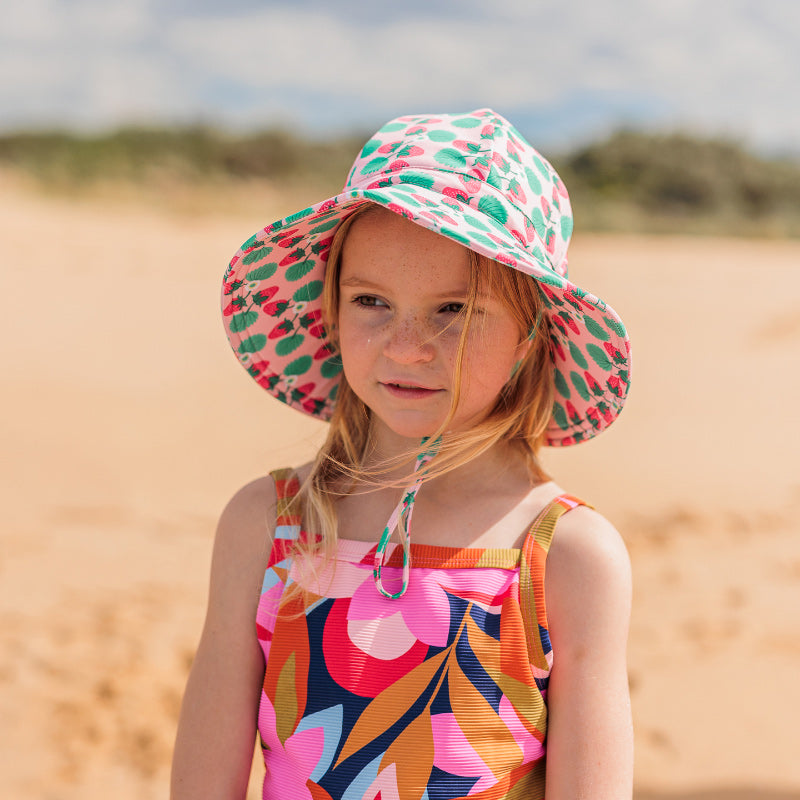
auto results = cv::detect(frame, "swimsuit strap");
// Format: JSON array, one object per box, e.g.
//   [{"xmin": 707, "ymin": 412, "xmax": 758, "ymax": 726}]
[
  {"xmin": 270, "ymin": 467, "xmax": 302, "ymax": 526},
  {"xmin": 267, "ymin": 468, "xmax": 303, "ymax": 568},
  {"xmin": 519, "ymin": 494, "xmax": 591, "ymax": 672}
]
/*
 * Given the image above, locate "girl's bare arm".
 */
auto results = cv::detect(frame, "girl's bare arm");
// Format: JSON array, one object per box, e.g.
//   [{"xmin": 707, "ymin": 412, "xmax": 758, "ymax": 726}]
[
  {"xmin": 171, "ymin": 477, "xmax": 276, "ymax": 800},
  {"xmin": 544, "ymin": 507, "xmax": 634, "ymax": 800}
]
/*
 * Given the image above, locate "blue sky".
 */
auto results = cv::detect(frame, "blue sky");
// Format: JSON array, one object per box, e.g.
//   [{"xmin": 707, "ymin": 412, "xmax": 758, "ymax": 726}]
[{"xmin": 3, "ymin": 0, "xmax": 799, "ymax": 154}]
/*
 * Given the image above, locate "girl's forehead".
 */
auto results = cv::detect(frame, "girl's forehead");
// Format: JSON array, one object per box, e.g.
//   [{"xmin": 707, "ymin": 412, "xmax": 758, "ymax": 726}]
[
  {"xmin": 339, "ymin": 256, "xmax": 471, "ymax": 298},
  {"xmin": 344, "ymin": 206, "xmax": 461, "ymax": 253},
  {"xmin": 341, "ymin": 208, "xmax": 471, "ymax": 284}
]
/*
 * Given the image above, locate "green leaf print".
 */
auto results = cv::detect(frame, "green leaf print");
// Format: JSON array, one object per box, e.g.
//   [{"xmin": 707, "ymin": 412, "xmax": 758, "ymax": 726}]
[
  {"xmin": 285, "ymin": 207, "xmax": 313, "ymax": 225},
  {"xmin": 440, "ymin": 227, "xmax": 471, "ymax": 246},
  {"xmin": 308, "ymin": 218, "xmax": 341, "ymax": 235},
  {"xmin": 569, "ymin": 371, "xmax": 591, "ymax": 401},
  {"xmin": 552, "ymin": 401, "xmax": 569, "ymax": 430},
  {"xmin": 470, "ymin": 232, "xmax": 498, "ymax": 249},
  {"xmin": 285, "ymin": 260, "xmax": 315, "ymax": 281},
  {"xmin": 486, "ymin": 165, "xmax": 504, "ymax": 191},
  {"xmin": 275, "ymin": 334, "xmax": 305, "ymax": 357},
  {"xmin": 361, "ymin": 156, "xmax": 390, "ymax": 175},
  {"xmin": 238, "ymin": 334, "xmax": 267, "ymax": 354},
  {"xmin": 320, "ymin": 356, "xmax": 343, "ymax": 378},
  {"xmin": 525, "ymin": 167, "xmax": 542, "ymax": 194},
  {"xmin": 554, "ymin": 370, "xmax": 571, "ymax": 399},
  {"xmin": 246, "ymin": 262, "xmax": 278, "ymax": 281},
  {"xmin": 293, "ymin": 281, "xmax": 323, "ymax": 302},
  {"xmin": 533, "ymin": 269, "xmax": 561, "ymax": 287},
  {"xmin": 533, "ymin": 155, "xmax": 550, "ymax": 180},
  {"xmin": 360, "ymin": 138, "xmax": 383, "ymax": 157},
  {"xmin": 362, "ymin": 190, "xmax": 386, "ymax": 205},
  {"xmin": 560, "ymin": 215, "xmax": 574, "ymax": 240},
  {"xmin": 530, "ymin": 208, "xmax": 546, "ymax": 239},
  {"xmin": 398, "ymin": 173, "xmax": 435, "ymax": 189},
  {"xmin": 586, "ymin": 343, "xmax": 613, "ymax": 371},
  {"xmin": 229, "ymin": 310, "xmax": 259, "ymax": 333},
  {"xmin": 242, "ymin": 245, "xmax": 273, "ymax": 265},
  {"xmin": 603, "ymin": 315, "xmax": 627, "ymax": 336},
  {"xmin": 452, "ymin": 116, "xmax": 481, "ymax": 128},
  {"xmin": 427, "ymin": 129, "xmax": 456, "ymax": 142},
  {"xmin": 568, "ymin": 340, "xmax": 589, "ymax": 369},
  {"xmin": 462, "ymin": 213, "xmax": 490, "ymax": 231},
  {"xmin": 434, "ymin": 148, "xmax": 468, "ymax": 170},
  {"xmin": 379, "ymin": 122, "xmax": 406, "ymax": 133},
  {"xmin": 477, "ymin": 196, "xmax": 508, "ymax": 225},
  {"xmin": 387, "ymin": 189, "xmax": 423, "ymax": 208},
  {"xmin": 584, "ymin": 316, "xmax": 610, "ymax": 342},
  {"xmin": 284, "ymin": 355, "xmax": 312, "ymax": 376},
  {"xmin": 241, "ymin": 233, "xmax": 259, "ymax": 251}
]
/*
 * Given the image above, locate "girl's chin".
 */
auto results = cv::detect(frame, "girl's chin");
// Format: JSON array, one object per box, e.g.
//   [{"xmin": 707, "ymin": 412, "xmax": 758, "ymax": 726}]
[
  {"xmin": 370, "ymin": 416, "xmax": 443, "ymax": 446},
  {"xmin": 369, "ymin": 414, "xmax": 484, "ymax": 447}
]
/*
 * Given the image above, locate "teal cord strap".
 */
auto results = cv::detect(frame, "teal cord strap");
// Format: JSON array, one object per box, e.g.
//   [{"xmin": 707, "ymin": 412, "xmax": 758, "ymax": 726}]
[{"xmin": 372, "ymin": 438, "xmax": 439, "ymax": 599}]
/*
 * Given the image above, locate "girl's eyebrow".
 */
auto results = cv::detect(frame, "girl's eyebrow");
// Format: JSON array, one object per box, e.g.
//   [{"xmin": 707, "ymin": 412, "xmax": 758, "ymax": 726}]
[
  {"xmin": 339, "ymin": 275, "xmax": 470, "ymax": 298},
  {"xmin": 339, "ymin": 275, "xmax": 386, "ymax": 289}
]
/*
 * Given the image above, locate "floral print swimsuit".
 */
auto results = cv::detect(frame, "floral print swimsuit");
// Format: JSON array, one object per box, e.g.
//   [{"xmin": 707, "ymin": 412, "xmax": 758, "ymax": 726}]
[{"xmin": 256, "ymin": 469, "xmax": 584, "ymax": 800}]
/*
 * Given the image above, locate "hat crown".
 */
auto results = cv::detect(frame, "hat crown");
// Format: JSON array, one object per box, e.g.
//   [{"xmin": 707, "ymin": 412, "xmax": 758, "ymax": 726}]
[{"xmin": 344, "ymin": 109, "xmax": 572, "ymax": 277}]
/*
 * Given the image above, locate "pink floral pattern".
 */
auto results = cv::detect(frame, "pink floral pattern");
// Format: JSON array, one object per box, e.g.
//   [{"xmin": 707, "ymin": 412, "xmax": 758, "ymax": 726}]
[{"xmin": 253, "ymin": 471, "xmax": 587, "ymax": 800}]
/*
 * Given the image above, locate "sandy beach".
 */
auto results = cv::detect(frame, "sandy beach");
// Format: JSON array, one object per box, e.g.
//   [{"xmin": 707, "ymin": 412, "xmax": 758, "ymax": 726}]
[{"xmin": 1, "ymin": 175, "xmax": 798, "ymax": 799}]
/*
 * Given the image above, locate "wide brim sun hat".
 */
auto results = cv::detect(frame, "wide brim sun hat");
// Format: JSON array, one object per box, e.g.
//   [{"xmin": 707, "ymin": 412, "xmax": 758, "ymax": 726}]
[{"xmin": 222, "ymin": 108, "xmax": 631, "ymax": 447}]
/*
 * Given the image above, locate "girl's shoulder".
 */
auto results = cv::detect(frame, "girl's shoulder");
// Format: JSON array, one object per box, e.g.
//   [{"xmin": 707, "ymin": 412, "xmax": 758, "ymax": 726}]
[
  {"xmin": 211, "ymin": 476, "xmax": 279, "ymax": 591},
  {"xmin": 216, "ymin": 462, "xmax": 315, "ymax": 550},
  {"xmin": 543, "ymin": 503, "xmax": 632, "ymax": 649},
  {"xmin": 546, "ymin": 503, "xmax": 629, "ymax": 568}
]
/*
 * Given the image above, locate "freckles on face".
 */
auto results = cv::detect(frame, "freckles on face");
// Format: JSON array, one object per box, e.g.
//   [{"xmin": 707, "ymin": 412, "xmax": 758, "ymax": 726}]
[{"xmin": 334, "ymin": 206, "xmax": 526, "ymax": 441}]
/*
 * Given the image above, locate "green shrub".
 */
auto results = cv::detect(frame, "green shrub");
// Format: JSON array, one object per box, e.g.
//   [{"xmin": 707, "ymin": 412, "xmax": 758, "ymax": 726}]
[{"xmin": 2, "ymin": 125, "xmax": 798, "ymax": 236}]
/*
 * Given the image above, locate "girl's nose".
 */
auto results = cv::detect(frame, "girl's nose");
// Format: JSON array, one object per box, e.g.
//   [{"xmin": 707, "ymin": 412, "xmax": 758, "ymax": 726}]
[{"xmin": 382, "ymin": 313, "xmax": 436, "ymax": 364}]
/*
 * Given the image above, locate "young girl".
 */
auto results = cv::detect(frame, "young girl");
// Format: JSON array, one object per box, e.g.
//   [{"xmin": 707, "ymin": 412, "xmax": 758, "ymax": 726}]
[{"xmin": 172, "ymin": 109, "xmax": 634, "ymax": 800}]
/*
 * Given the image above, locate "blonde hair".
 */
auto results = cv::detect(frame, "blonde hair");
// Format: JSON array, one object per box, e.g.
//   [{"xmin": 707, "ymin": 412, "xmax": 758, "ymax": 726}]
[{"xmin": 285, "ymin": 202, "xmax": 555, "ymax": 576}]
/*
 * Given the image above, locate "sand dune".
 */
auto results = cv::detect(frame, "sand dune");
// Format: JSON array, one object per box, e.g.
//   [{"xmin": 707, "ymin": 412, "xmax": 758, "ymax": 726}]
[{"xmin": 1, "ymin": 177, "xmax": 798, "ymax": 799}]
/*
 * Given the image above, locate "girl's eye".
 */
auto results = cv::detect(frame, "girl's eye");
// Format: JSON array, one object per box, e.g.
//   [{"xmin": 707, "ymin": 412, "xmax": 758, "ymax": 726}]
[
  {"xmin": 440, "ymin": 302, "xmax": 465, "ymax": 314},
  {"xmin": 352, "ymin": 294, "xmax": 388, "ymax": 308}
]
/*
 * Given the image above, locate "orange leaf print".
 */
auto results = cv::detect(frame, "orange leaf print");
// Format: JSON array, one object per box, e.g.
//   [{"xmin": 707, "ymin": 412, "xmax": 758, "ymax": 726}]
[
  {"xmin": 465, "ymin": 614, "xmax": 502, "ymax": 676},
  {"xmin": 498, "ymin": 594, "xmax": 538, "ymax": 688},
  {"xmin": 492, "ymin": 672, "xmax": 546, "ymax": 741},
  {"xmin": 470, "ymin": 613, "xmax": 546, "ymax": 738},
  {"xmin": 263, "ymin": 593, "xmax": 309, "ymax": 728},
  {"xmin": 274, "ymin": 652, "xmax": 298, "ymax": 745},
  {"xmin": 446, "ymin": 648, "xmax": 523, "ymax": 778},
  {"xmin": 464, "ymin": 758, "xmax": 544, "ymax": 800},
  {"xmin": 380, "ymin": 706, "xmax": 435, "ymax": 800},
  {"xmin": 334, "ymin": 649, "xmax": 447, "ymax": 768},
  {"xmin": 307, "ymin": 782, "xmax": 335, "ymax": 800}
]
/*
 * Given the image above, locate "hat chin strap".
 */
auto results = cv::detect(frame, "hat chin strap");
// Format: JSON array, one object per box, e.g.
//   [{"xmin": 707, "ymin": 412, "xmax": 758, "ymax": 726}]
[{"xmin": 372, "ymin": 437, "xmax": 439, "ymax": 599}]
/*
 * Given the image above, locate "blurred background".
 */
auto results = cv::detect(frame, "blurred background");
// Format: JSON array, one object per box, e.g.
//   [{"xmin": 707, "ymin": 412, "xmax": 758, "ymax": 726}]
[{"xmin": 1, "ymin": 2, "xmax": 799, "ymax": 798}]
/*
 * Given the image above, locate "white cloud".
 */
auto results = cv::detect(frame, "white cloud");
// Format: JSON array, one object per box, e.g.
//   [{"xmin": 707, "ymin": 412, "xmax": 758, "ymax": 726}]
[{"xmin": 1, "ymin": 0, "xmax": 798, "ymax": 151}]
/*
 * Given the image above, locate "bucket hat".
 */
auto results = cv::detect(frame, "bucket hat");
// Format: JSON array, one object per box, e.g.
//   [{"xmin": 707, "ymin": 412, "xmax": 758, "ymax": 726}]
[{"xmin": 222, "ymin": 108, "xmax": 631, "ymax": 446}]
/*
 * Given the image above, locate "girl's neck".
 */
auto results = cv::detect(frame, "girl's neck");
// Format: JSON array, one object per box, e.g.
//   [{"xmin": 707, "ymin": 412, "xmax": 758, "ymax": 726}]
[
  {"xmin": 334, "ymin": 436, "xmax": 549, "ymax": 550},
  {"xmin": 359, "ymin": 427, "xmax": 532, "ymax": 496}
]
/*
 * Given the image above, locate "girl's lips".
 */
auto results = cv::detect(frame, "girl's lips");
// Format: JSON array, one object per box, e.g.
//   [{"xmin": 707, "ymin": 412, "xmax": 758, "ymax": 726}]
[{"xmin": 381, "ymin": 382, "xmax": 442, "ymax": 400}]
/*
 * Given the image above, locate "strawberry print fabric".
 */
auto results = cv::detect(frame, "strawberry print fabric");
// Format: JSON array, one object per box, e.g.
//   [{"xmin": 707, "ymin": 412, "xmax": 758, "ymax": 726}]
[
  {"xmin": 222, "ymin": 108, "xmax": 632, "ymax": 447},
  {"xmin": 256, "ymin": 471, "xmax": 582, "ymax": 800}
]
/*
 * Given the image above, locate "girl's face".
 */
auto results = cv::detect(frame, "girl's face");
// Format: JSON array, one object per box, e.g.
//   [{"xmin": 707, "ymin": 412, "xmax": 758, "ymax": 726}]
[{"xmin": 336, "ymin": 207, "xmax": 528, "ymax": 447}]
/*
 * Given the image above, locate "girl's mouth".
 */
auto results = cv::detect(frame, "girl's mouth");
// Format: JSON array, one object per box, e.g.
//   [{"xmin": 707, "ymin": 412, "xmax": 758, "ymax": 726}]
[{"xmin": 381, "ymin": 382, "xmax": 441, "ymax": 399}]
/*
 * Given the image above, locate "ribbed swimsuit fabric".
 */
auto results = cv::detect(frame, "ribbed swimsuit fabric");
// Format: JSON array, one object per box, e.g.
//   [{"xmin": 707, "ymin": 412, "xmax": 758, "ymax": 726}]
[{"xmin": 256, "ymin": 468, "xmax": 585, "ymax": 800}]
